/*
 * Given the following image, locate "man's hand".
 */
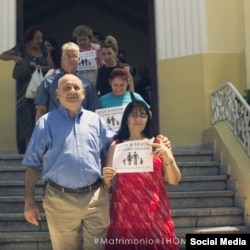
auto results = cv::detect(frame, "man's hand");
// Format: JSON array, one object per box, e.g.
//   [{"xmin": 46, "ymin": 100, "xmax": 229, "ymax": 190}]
[{"xmin": 24, "ymin": 199, "xmax": 41, "ymax": 226}]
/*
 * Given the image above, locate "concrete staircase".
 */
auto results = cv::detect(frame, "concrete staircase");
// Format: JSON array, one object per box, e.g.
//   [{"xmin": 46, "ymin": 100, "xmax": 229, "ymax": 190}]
[
  {"xmin": 169, "ymin": 147, "xmax": 249, "ymax": 249},
  {"xmin": 0, "ymin": 146, "xmax": 249, "ymax": 250},
  {"xmin": 0, "ymin": 154, "xmax": 50, "ymax": 250}
]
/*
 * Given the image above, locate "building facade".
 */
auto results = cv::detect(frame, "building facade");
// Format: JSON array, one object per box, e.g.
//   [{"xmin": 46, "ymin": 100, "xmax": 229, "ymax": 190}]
[{"xmin": 0, "ymin": 0, "xmax": 249, "ymax": 151}]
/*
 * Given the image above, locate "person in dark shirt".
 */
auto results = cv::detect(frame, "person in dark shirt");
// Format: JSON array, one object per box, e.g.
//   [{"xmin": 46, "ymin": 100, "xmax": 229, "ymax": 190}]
[
  {"xmin": 96, "ymin": 35, "xmax": 134, "ymax": 97},
  {"xmin": 44, "ymin": 37, "xmax": 61, "ymax": 69},
  {"xmin": 135, "ymin": 66, "xmax": 152, "ymax": 105},
  {"xmin": 0, "ymin": 26, "xmax": 54, "ymax": 153}
]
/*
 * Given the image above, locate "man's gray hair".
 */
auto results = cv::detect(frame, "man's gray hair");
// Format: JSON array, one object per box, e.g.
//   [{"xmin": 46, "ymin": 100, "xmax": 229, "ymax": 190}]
[{"xmin": 61, "ymin": 42, "xmax": 80, "ymax": 56}]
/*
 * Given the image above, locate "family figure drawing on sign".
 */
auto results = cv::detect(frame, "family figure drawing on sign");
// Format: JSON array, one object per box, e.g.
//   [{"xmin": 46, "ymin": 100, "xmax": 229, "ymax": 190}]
[
  {"xmin": 79, "ymin": 57, "xmax": 91, "ymax": 67},
  {"xmin": 106, "ymin": 115, "xmax": 119, "ymax": 126},
  {"xmin": 123, "ymin": 151, "xmax": 143, "ymax": 166}
]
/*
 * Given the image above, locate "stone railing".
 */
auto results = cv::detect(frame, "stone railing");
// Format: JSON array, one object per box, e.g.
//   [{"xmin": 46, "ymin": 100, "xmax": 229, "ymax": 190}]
[{"xmin": 211, "ymin": 82, "xmax": 250, "ymax": 157}]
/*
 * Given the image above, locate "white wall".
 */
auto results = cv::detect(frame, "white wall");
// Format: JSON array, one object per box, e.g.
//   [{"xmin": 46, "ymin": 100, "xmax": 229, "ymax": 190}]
[
  {"xmin": 0, "ymin": 0, "xmax": 16, "ymax": 52},
  {"xmin": 154, "ymin": 0, "xmax": 208, "ymax": 60}
]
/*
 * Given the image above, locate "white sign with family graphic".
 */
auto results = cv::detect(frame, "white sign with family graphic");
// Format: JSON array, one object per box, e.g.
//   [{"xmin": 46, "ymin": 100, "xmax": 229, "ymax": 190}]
[
  {"xmin": 77, "ymin": 50, "xmax": 97, "ymax": 71},
  {"xmin": 96, "ymin": 106, "xmax": 126, "ymax": 132},
  {"xmin": 113, "ymin": 139, "xmax": 154, "ymax": 173}
]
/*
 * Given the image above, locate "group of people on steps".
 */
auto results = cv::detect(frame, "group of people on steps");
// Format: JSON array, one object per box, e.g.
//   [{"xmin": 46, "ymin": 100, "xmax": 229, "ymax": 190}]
[{"xmin": 0, "ymin": 24, "xmax": 181, "ymax": 250}]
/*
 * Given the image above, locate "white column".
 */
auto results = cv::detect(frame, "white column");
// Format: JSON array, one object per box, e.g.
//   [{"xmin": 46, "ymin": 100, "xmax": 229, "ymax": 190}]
[
  {"xmin": 154, "ymin": 0, "xmax": 208, "ymax": 60},
  {"xmin": 0, "ymin": 0, "xmax": 16, "ymax": 53}
]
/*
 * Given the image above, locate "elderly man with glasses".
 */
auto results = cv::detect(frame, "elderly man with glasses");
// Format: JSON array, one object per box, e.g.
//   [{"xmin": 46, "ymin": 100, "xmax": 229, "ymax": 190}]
[{"xmin": 35, "ymin": 42, "xmax": 100, "ymax": 121}]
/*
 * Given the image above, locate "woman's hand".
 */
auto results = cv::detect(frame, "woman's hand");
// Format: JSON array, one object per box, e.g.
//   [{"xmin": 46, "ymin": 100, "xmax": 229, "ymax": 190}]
[
  {"xmin": 150, "ymin": 140, "xmax": 174, "ymax": 164},
  {"xmin": 157, "ymin": 135, "xmax": 172, "ymax": 150},
  {"xmin": 150, "ymin": 139, "xmax": 181, "ymax": 185},
  {"xmin": 103, "ymin": 166, "xmax": 116, "ymax": 186},
  {"xmin": 29, "ymin": 61, "xmax": 37, "ymax": 68},
  {"xmin": 15, "ymin": 56, "xmax": 23, "ymax": 64}
]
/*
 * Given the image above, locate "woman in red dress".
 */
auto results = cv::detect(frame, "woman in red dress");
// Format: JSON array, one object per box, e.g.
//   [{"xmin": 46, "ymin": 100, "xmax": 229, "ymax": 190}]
[{"xmin": 103, "ymin": 100, "xmax": 181, "ymax": 250}]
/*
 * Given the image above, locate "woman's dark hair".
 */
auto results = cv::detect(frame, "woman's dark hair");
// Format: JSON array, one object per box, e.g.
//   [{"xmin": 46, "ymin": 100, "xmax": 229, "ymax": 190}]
[
  {"xmin": 45, "ymin": 37, "xmax": 61, "ymax": 68},
  {"xmin": 93, "ymin": 31, "xmax": 104, "ymax": 43},
  {"xmin": 116, "ymin": 100, "xmax": 153, "ymax": 142},
  {"xmin": 24, "ymin": 26, "xmax": 46, "ymax": 43},
  {"xmin": 45, "ymin": 37, "xmax": 58, "ymax": 49}
]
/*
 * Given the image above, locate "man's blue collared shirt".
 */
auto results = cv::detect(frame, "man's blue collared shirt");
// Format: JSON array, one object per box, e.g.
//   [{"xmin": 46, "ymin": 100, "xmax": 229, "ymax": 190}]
[
  {"xmin": 35, "ymin": 69, "xmax": 100, "ymax": 112},
  {"xmin": 22, "ymin": 106, "xmax": 116, "ymax": 188}
]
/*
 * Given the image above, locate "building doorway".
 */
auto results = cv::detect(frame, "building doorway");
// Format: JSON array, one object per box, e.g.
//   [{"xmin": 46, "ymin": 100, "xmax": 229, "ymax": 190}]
[{"xmin": 18, "ymin": 0, "xmax": 159, "ymax": 133}]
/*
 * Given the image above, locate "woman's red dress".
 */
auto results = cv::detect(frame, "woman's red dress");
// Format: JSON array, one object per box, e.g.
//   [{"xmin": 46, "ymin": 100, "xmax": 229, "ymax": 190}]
[{"xmin": 105, "ymin": 142, "xmax": 179, "ymax": 250}]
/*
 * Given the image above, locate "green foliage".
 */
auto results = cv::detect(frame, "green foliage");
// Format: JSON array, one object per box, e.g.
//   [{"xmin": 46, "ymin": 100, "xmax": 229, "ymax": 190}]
[{"xmin": 243, "ymin": 89, "xmax": 250, "ymax": 105}]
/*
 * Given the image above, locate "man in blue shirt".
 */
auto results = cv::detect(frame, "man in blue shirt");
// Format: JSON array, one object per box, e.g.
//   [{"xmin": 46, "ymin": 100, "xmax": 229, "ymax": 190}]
[
  {"xmin": 23, "ymin": 74, "xmax": 115, "ymax": 250},
  {"xmin": 35, "ymin": 42, "xmax": 100, "ymax": 121}
]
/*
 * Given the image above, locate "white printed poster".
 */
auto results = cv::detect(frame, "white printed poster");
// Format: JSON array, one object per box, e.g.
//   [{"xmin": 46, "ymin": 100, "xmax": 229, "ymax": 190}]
[
  {"xmin": 113, "ymin": 139, "xmax": 154, "ymax": 173},
  {"xmin": 77, "ymin": 51, "xmax": 97, "ymax": 71},
  {"xmin": 96, "ymin": 106, "xmax": 126, "ymax": 132}
]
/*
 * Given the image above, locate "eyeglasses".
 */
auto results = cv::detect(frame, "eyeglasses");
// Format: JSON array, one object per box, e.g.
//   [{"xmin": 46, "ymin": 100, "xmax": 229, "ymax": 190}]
[
  {"xmin": 129, "ymin": 113, "xmax": 148, "ymax": 119},
  {"xmin": 63, "ymin": 54, "xmax": 79, "ymax": 60}
]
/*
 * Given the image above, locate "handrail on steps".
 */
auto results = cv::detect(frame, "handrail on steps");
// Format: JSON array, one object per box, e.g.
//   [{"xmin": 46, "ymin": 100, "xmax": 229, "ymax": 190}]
[{"xmin": 211, "ymin": 82, "xmax": 250, "ymax": 157}]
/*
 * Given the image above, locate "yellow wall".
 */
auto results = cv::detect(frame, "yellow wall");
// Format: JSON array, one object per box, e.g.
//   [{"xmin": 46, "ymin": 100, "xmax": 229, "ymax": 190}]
[
  {"xmin": 158, "ymin": 55, "xmax": 204, "ymax": 146},
  {"xmin": 202, "ymin": 123, "xmax": 250, "ymax": 224},
  {"xmin": 158, "ymin": 52, "xmax": 246, "ymax": 146},
  {"xmin": 0, "ymin": 61, "xmax": 16, "ymax": 152},
  {"xmin": 157, "ymin": 0, "xmax": 247, "ymax": 147},
  {"xmin": 206, "ymin": 0, "xmax": 245, "ymax": 53},
  {"xmin": 243, "ymin": 0, "xmax": 250, "ymax": 88},
  {"xmin": 203, "ymin": 52, "xmax": 246, "ymax": 126}
]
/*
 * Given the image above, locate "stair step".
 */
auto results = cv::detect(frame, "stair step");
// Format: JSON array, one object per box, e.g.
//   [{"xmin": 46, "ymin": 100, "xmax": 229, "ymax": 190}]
[
  {"xmin": 0, "ymin": 231, "xmax": 50, "ymax": 242},
  {"xmin": 0, "ymin": 166, "xmax": 26, "ymax": 181},
  {"xmin": 169, "ymin": 190, "xmax": 234, "ymax": 198},
  {"xmin": 175, "ymin": 225, "xmax": 250, "ymax": 238},
  {"xmin": 0, "ymin": 154, "xmax": 23, "ymax": 161},
  {"xmin": 173, "ymin": 149, "xmax": 215, "ymax": 162},
  {"xmin": 0, "ymin": 212, "xmax": 46, "ymax": 220},
  {"xmin": 172, "ymin": 207, "xmax": 243, "ymax": 217},
  {"xmin": 0, "ymin": 196, "xmax": 44, "ymax": 213},
  {"xmin": 0, "ymin": 180, "xmax": 45, "ymax": 196},
  {"xmin": 0, "ymin": 155, "xmax": 23, "ymax": 168},
  {"xmin": 0, "ymin": 166, "xmax": 25, "ymax": 172},
  {"xmin": 0, "ymin": 231, "xmax": 51, "ymax": 250},
  {"xmin": 166, "ymin": 175, "xmax": 228, "ymax": 191},
  {"xmin": 172, "ymin": 207, "xmax": 243, "ymax": 227},
  {"xmin": 169, "ymin": 190, "xmax": 234, "ymax": 208},
  {"xmin": 0, "ymin": 213, "xmax": 48, "ymax": 232},
  {"xmin": 0, "ymin": 180, "xmax": 45, "ymax": 186},
  {"xmin": 177, "ymin": 161, "xmax": 221, "ymax": 176},
  {"xmin": 0, "ymin": 166, "xmax": 43, "ymax": 181}
]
